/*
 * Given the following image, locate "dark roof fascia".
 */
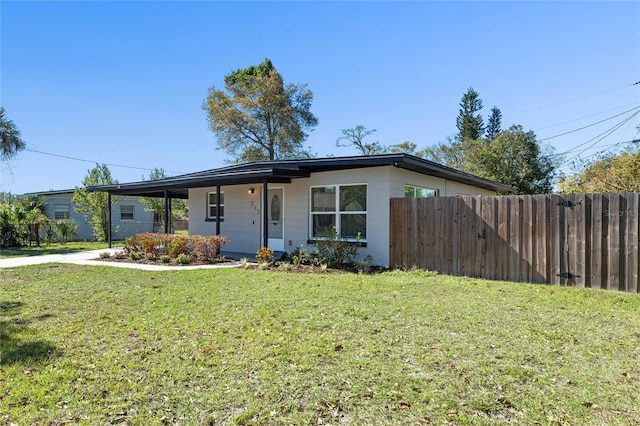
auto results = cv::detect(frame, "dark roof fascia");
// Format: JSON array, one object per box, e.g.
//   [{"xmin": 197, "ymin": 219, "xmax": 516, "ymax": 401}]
[
  {"xmin": 87, "ymin": 154, "xmax": 514, "ymax": 196},
  {"xmin": 395, "ymin": 155, "xmax": 514, "ymax": 193},
  {"xmin": 26, "ymin": 189, "xmax": 76, "ymax": 197},
  {"xmin": 87, "ymin": 168, "xmax": 310, "ymax": 197}
]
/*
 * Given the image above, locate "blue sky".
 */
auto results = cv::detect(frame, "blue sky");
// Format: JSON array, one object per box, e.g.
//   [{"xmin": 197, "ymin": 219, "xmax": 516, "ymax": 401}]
[{"xmin": 2, "ymin": 1, "xmax": 639, "ymax": 194}]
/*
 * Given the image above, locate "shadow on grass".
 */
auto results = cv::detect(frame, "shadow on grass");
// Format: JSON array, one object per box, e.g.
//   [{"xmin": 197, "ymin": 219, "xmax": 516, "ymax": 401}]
[
  {"xmin": 0, "ymin": 301, "xmax": 59, "ymax": 365},
  {"xmin": 0, "ymin": 246, "xmax": 94, "ymax": 258}
]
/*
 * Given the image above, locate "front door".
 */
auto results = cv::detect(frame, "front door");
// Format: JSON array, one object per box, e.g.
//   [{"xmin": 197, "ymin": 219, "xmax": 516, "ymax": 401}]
[{"xmin": 267, "ymin": 188, "xmax": 284, "ymax": 251}]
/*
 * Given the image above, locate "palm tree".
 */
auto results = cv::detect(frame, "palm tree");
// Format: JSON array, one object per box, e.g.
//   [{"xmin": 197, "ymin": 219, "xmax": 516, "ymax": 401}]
[{"xmin": 0, "ymin": 107, "xmax": 26, "ymax": 160}]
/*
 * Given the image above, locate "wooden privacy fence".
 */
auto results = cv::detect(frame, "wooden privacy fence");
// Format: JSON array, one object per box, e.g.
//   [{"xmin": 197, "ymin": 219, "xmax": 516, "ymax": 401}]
[{"xmin": 389, "ymin": 193, "xmax": 639, "ymax": 293}]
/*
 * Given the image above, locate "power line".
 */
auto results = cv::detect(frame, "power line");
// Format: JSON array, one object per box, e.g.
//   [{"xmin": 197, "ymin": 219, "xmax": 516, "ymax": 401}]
[
  {"xmin": 539, "ymin": 106, "xmax": 640, "ymax": 142},
  {"xmin": 558, "ymin": 111, "xmax": 640, "ymax": 166},
  {"xmin": 25, "ymin": 148, "xmax": 186, "ymax": 175},
  {"xmin": 534, "ymin": 102, "xmax": 640, "ymax": 132},
  {"xmin": 512, "ymin": 81, "xmax": 640, "ymax": 116}
]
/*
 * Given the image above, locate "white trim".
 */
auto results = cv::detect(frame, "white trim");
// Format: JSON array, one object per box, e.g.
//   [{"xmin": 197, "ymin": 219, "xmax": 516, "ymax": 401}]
[{"xmin": 309, "ymin": 183, "xmax": 367, "ymax": 241}]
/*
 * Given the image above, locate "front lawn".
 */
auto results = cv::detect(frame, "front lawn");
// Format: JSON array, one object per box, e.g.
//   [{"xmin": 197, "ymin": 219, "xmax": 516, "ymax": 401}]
[
  {"xmin": 1, "ymin": 265, "xmax": 639, "ymax": 425},
  {"xmin": 0, "ymin": 241, "xmax": 114, "ymax": 258}
]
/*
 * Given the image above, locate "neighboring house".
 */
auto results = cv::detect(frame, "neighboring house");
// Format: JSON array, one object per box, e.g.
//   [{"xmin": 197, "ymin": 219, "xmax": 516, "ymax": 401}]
[
  {"xmin": 88, "ymin": 154, "xmax": 513, "ymax": 266},
  {"xmin": 33, "ymin": 189, "xmax": 156, "ymax": 241}
]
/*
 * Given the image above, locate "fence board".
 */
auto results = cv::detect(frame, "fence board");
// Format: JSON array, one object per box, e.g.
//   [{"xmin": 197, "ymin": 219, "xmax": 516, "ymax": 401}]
[{"xmin": 389, "ymin": 193, "xmax": 640, "ymax": 293}]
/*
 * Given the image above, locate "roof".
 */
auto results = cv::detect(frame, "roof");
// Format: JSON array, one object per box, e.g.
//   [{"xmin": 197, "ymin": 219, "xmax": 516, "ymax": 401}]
[{"xmin": 87, "ymin": 153, "xmax": 514, "ymax": 197}]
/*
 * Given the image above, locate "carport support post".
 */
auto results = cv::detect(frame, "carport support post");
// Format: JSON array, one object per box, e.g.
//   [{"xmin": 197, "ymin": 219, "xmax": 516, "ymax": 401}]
[
  {"xmin": 262, "ymin": 181, "xmax": 268, "ymax": 248},
  {"xmin": 215, "ymin": 185, "xmax": 221, "ymax": 235},
  {"xmin": 163, "ymin": 190, "xmax": 170, "ymax": 234},
  {"xmin": 108, "ymin": 193, "xmax": 112, "ymax": 248}
]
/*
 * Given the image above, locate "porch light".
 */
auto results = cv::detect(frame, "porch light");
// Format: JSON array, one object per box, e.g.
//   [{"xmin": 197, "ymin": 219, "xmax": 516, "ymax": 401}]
[{"xmin": 248, "ymin": 188, "xmax": 255, "ymax": 194}]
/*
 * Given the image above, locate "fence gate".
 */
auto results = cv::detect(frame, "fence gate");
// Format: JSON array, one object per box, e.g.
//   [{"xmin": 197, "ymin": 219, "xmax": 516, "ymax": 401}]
[{"xmin": 389, "ymin": 193, "xmax": 639, "ymax": 293}]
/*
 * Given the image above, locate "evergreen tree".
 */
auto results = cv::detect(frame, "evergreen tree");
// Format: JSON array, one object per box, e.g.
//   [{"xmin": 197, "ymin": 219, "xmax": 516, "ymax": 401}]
[
  {"xmin": 485, "ymin": 106, "xmax": 502, "ymax": 140},
  {"xmin": 456, "ymin": 87, "xmax": 485, "ymax": 141}
]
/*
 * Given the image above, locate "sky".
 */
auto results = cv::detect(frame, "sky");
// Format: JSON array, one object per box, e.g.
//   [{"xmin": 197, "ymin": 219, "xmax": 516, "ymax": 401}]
[{"xmin": 1, "ymin": 1, "xmax": 639, "ymax": 195}]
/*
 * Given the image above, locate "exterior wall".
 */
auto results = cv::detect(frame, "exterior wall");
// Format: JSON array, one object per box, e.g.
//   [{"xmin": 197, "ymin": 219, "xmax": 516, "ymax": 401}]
[
  {"xmin": 41, "ymin": 193, "xmax": 154, "ymax": 241},
  {"xmin": 189, "ymin": 185, "xmax": 262, "ymax": 253},
  {"xmin": 187, "ymin": 166, "xmax": 499, "ymax": 266}
]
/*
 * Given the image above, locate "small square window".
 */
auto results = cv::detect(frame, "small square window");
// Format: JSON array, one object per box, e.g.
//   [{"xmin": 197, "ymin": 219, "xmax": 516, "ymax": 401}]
[
  {"xmin": 120, "ymin": 205, "xmax": 134, "ymax": 221},
  {"xmin": 54, "ymin": 204, "xmax": 70, "ymax": 220}
]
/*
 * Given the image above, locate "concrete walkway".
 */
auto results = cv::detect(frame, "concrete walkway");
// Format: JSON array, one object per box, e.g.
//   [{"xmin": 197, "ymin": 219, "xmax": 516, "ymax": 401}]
[{"xmin": 0, "ymin": 248, "xmax": 246, "ymax": 271}]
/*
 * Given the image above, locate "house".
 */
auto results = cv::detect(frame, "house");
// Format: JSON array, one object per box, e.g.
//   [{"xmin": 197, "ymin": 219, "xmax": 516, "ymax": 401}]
[
  {"xmin": 88, "ymin": 154, "xmax": 513, "ymax": 266},
  {"xmin": 33, "ymin": 189, "xmax": 157, "ymax": 241}
]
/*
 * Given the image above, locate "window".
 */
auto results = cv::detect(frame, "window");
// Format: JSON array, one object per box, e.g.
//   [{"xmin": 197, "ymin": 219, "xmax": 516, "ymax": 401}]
[
  {"xmin": 310, "ymin": 184, "xmax": 366, "ymax": 240},
  {"xmin": 54, "ymin": 204, "xmax": 70, "ymax": 220},
  {"xmin": 120, "ymin": 205, "xmax": 134, "ymax": 221},
  {"xmin": 405, "ymin": 185, "xmax": 438, "ymax": 198},
  {"xmin": 207, "ymin": 192, "xmax": 224, "ymax": 219}
]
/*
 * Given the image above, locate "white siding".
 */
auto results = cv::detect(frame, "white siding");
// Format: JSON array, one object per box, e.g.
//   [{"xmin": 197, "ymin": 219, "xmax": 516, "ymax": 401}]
[{"xmin": 187, "ymin": 165, "xmax": 498, "ymax": 266}]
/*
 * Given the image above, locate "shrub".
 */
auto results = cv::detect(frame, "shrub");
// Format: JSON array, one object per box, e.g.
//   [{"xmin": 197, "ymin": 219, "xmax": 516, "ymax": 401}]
[
  {"xmin": 53, "ymin": 219, "xmax": 78, "ymax": 243},
  {"xmin": 130, "ymin": 252, "xmax": 142, "ymax": 261},
  {"xmin": 168, "ymin": 237, "xmax": 189, "ymax": 258},
  {"xmin": 256, "ymin": 247, "xmax": 274, "ymax": 264},
  {"xmin": 176, "ymin": 253, "xmax": 190, "ymax": 265},
  {"xmin": 314, "ymin": 226, "xmax": 361, "ymax": 269},
  {"xmin": 191, "ymin": 235, "xmax": 228, "ymax": 262},
  {"xmin": 161, "ymin": 255, "xmax": 171, "ymax": 264},
  {"xmin": 99, "ymin": 252, "xmax": 111, "ymax": 259}
]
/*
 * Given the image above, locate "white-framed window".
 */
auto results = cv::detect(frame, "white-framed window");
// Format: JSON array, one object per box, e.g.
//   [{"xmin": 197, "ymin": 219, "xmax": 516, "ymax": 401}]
[
  {"xmin": 54, "ymin": 204, "xmax": 70, "ymax": 220},
  {"xmin": 120, "ymin": 205, "xmax": 135, "ymax": 221},
  {"xmin": 207, "ymin": 191, "xmax": 224, "ymax": 220},
  {"xmin": 310, "ymin": 184, "xmax": 367, "ymax": 240},
  {"xmin": 405, "ymin": 185, "xmax": 438, "ymax": 198}
]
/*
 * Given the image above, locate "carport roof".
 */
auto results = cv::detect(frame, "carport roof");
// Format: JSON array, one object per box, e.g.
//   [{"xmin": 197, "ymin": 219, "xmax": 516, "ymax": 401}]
[{"xmin": 87, "ymin": 153, "xmax": 514, "ymax": 198}]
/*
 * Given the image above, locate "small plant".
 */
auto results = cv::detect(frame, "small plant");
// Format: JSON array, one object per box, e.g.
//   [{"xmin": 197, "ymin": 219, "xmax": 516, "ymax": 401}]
[
  {"xmin": 145, "ymin": 252, "xmax": 157, "ymax": 261},
  {"xmin": 176, "ymin": 253, "xmax": 190, "ymax": 265},
  {"xmin": 99, "ymin": 251, "xmax": 111, "ymax": 259},
  {"xmin": 256, "ymin": 247, "xmax": 274, "ymax": 264},
  {"xmin": 239, "ymin": 257, "xmax": 250, "ymax": 269},
  {"xmin": 130, "ymin": 252, "xmax": 143, "ymax": 261},
  {"xmin": 278, "ymin": 262, "xmax": 292, "ymax": 272},
  {"xmin": 314, "ymin": 226, "xmax": 360, "ymax": 269},
  {"xmin": 114, "ymin": 251, "xmax": 127, "ymax": 260},
  {"xmin": 161, "ymin": 255, "xmax": 171, "ymax": 264}
]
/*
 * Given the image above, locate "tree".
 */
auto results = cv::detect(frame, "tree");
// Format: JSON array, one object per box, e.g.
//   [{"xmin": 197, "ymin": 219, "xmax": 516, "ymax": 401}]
[
  {"xmin": 72, "ymin": 164, "xmax": 117, "ymax": 242},
  {"xmin": 456, "ymin": 87, "xmax": 485, "ymax": 142},
  {"xmin": 557, "ymin": 146, "xmax": 640, "ymax": 193},
  {"xmin": 469, "ymin": 125, "xmax": 557, "ymax": 194},
  {"xmin": 485, "ymin": 106, "xmax": 502, "ymax": 140},
  {"xmin": 0, "ymin": 107, "xmax": 26, "ymax": 160},
  {"xmin": 388, "ymin": 141, "xmax": 417, "ymax": 155},
  {"xmin": 204, "ymin": 58, "xmax": 318, "ymax": 163},
  {"xmin": 139, "ymin": 168, "xmax": 189, "ymax": 229},
  {"xmin": 336, "ymin": 125, "xmax": 385, "ymax": 155}
]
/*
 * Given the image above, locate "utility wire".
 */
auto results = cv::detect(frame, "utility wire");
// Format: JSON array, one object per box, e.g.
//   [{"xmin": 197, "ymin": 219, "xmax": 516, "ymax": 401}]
[
  {"xmin": 25, "ymin": 148, "xmax": 186, "ymax": 175},
  {"xmin": 512, "ymin": 81, "xmax": 640, "ymax": 116},
  {"xmin": 534, "ymin": 101, "xmax": 640, "ymax": 132},
  {"xmin": 558, "ymin": 111, "xmax": 640, "ymax": 166},
  {"xmin": 539, "ymin": 106, "xmax": 640, "ymax": 142}
]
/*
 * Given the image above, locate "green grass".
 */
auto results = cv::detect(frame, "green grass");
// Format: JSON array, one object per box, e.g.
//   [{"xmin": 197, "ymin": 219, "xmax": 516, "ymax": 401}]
[
  {"xmin": 1, "ymin": 265, "xmax": 639, "ymax": 425},
  {"xmin": 0, "ymin": 241, "xmax": 115, "ymax": 258}
]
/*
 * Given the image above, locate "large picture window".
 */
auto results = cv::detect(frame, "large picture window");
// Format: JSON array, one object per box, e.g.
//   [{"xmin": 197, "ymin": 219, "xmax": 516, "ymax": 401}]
[
  {"xmin": 405, "ymin": 185, "xmax": 438, "ymax": 198},
  {"xmin": 207, "ymin": 192, "xmax": 224, "ymax": 220},
  {"xmin": 310, "ymin": 184, "xmax": 366, "ymax": 240}
]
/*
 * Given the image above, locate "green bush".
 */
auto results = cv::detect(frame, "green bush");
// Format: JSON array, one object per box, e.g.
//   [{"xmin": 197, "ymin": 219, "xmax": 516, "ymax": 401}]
[
  {"xmin": 314, "ymin": 226, "xmax": 361, "ymax": 269},
  {"xmin": 176, "ymin": 253, "xmax": 190, "ymax": 264},
  {"xmin": 256, "ymin": 247, "xmax": 274, "ymax": 264}
]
